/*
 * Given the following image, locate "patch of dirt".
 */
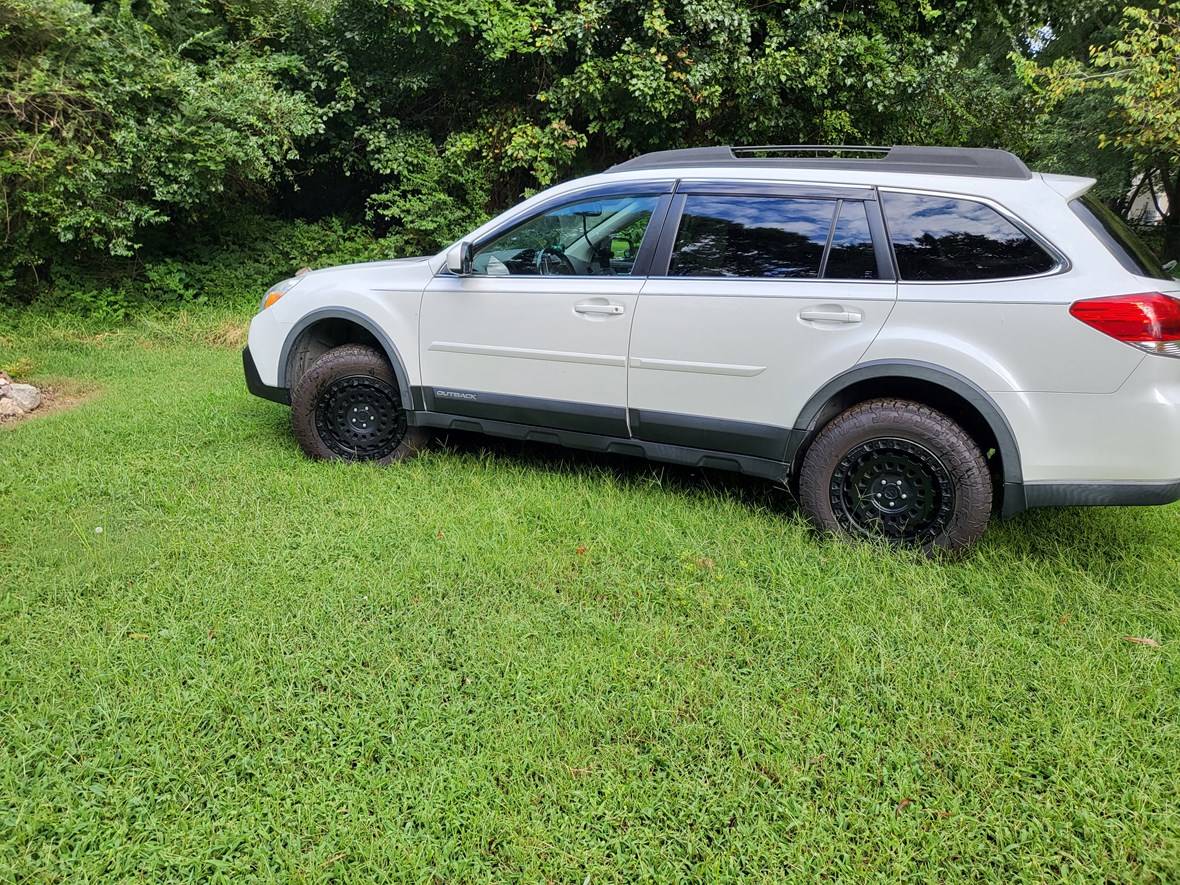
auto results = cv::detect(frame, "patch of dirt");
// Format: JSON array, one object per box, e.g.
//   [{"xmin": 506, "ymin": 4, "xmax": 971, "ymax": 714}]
[{"xmin": 0, "ymin": 378, "xmax": 100, "ymax": 427}]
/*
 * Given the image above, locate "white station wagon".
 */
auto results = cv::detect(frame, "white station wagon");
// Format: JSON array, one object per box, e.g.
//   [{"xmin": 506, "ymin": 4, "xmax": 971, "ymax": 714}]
[{"xmin": 244, "ymin": 145, "xmax": 1180, "ymax": 550}]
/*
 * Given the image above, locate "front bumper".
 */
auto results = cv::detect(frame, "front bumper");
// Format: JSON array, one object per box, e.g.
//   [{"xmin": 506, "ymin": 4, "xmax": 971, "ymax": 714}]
[{"xmin": 243, "ymin": 347, "xmax": 289, "ymax": 405}]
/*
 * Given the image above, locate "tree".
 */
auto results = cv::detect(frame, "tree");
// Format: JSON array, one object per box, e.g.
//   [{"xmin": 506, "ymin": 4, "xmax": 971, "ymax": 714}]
[{"xmin": 1017, "ymin": 1, "xmax": 1180, "ymax": 256}]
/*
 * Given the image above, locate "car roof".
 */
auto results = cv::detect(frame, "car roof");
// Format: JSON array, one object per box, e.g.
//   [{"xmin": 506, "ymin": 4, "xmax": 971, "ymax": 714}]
[{"xmin": 607, "ymin": 145, "xmax": 1033, "ymax": 181}]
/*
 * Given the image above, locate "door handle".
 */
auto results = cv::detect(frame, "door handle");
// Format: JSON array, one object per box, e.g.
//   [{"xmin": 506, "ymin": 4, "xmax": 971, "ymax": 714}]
[
  {"xmin": 798, "ymin": 306, "xmax": 863, "ymax": 324},
  {"xmin": 574, "ymin": 302, "xmax": 625, "ymax": 316}
]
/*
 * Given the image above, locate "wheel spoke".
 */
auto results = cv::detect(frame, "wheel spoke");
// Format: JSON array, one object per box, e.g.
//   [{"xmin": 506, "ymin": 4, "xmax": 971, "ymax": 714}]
[{"xmin": 829, "ymin": 438, "xmax": 954, "ymax": 544}]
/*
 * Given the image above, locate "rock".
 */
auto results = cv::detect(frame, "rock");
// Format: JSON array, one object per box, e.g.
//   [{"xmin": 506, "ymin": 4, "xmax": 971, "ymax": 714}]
[
  {"xmin": 0, "ymin": 397, "xmax": 23, "ymax": 417},
  {"xmin": 7, "ymin": 383, "xmax": 41, "ymax": 412}
]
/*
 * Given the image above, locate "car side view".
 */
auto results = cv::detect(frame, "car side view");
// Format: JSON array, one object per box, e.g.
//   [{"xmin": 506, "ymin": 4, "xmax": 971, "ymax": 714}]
[{"xmin": 244, "ymin": 145, "xmax": 1180, "ymax": 550}]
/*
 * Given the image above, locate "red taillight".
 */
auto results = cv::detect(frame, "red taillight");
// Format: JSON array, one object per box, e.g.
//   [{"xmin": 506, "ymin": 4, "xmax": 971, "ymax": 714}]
[{"xmin": 1070, "ymin": 292, "xmax": 1180, "ymax": 356}]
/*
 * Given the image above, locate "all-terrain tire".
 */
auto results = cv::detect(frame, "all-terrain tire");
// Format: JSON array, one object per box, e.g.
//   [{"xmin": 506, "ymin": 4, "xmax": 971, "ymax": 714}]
[
  {"xmin": 290, "ymin": 344, "xmax": 426, "ymax": 464},
  {"xmin": 798, "ymin": 398, "xmax": 992, "ymax": 552}
]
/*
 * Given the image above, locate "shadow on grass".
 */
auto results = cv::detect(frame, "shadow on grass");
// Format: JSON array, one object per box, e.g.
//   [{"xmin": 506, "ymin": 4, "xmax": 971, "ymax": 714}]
[{"xmin": 248, "ymin": 401, "xmax": 1167, "ymax": 570}]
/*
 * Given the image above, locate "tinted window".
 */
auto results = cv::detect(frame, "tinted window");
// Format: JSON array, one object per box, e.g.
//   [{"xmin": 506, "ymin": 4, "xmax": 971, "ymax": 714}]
[
  {"xmin": 670, "ymin": 196, "xmax": 835, "ymax": 278},
  {"xmin": 823, "ymin": 200, "xmax": 878, "ymax": 279},
  {"xmin": 472, "ymin": 194, "xmax": 660, "ymax": 276},
  {"xmin": 1071, "ymin": 193, "xmax": 1174, "ymax": 281},
  {"xmin": 882, "ymin": 192, "xmax": 1057, "ymax": 281}
]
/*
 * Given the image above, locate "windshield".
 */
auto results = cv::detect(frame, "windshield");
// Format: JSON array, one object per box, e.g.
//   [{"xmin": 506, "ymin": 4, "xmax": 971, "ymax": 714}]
[{"xmin": 1071, "ymin": 193, "xmax": 1174, "ymax": 281}]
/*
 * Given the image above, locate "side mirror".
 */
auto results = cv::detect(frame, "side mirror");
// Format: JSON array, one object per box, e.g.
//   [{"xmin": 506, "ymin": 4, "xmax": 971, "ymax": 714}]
[{"xmin": 446, "ymin": 240, "xmax": 473, "ymax": 276}]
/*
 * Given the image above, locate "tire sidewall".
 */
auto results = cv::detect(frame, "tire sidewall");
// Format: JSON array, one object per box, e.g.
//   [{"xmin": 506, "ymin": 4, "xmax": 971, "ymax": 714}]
[
  {"xmin": 800, "ymin": 402, "xmax": 991, "ymax": 551},
  {"xmin": 290, "ymin": 346, "xmax": 421, "ymax": 464}
]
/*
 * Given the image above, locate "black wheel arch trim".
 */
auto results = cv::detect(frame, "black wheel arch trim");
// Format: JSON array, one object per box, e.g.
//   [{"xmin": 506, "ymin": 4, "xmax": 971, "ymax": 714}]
[
  {"xmin": 789, "ymin": 359, "xmax": 1026, "ymax": 516},
  {"xmin": 276, "ymin": 307, "xmax": 414, "ymax": 407}
]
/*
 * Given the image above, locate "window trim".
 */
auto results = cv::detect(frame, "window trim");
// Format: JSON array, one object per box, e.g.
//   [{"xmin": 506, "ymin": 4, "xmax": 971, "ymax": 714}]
[
  {"xmin": 449, "ymin": 181, "xmax": 675, "ymax": 279},
  {"xmin": 648, "ymin": 187, "xmax": 894, "ymax": 282},
  {"xmin": 878, "ymin": 186, "xmax": 1071, "ymax": 285}
]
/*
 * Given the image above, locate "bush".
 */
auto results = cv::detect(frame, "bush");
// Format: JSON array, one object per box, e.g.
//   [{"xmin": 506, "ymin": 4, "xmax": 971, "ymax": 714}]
[{"xmin": 20, "ymin": 215, "xmax": 388, "ymax": 319}]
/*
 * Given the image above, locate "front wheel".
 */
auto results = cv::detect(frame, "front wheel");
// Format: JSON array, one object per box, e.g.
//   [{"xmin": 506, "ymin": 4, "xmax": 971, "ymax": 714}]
[
  {"xmin": 798, "ymin": 398, "xmax": 992, "ymax": 552},
  {"xmin": 290, "ymin": 344, "xmax": 426, "ymax": 464}
]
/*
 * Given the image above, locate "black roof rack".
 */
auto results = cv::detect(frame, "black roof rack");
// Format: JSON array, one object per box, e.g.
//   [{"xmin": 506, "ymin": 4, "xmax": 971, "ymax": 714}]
[{"xmin": 607, "ymin": 145, "xmax": 1032, "ymax": 180}]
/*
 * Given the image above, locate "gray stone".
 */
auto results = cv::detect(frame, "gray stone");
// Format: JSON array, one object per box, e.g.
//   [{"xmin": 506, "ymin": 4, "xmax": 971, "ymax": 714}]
[
  {"xmin": 0, "ymin": 397, "xmax": 23, "ymax": 417},
  {"xmin": 7, "ymin": 383, "xmax": 41, "ymax": 412}
]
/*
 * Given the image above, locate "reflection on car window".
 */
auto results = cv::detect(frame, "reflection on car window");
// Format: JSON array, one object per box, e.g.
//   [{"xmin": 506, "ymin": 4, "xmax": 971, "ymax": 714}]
[
  {"xmin": 670, "ymin": 196, "xmax": 835, "ymax": 278},
  {"xmin": 882, "ymin": 192, "xmax": 1056, "ymax": 281},
  {"xmin": 1071, "ymin": 193, "xmax": 1173, "ymax": 281},
  {"xmin": 472, "ymin": 194, "xmax": 660, "ymax": 276},
  {"xmin": 824, "ymin": 200, "xmax": 877, "ymax": 279}
]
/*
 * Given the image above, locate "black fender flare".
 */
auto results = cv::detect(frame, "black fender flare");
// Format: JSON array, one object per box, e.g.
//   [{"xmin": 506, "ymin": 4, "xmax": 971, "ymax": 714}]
[
  {"xmin": 788, "ymin": 359, "xmax": 1026, "ymax": 516},
  {"xmin": 277, "ymin": 307, "xmax": 414, "ymax": 408}
]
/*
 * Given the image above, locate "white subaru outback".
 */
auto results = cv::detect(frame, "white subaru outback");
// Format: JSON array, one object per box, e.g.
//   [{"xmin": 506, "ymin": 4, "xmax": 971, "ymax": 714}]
[{"xmin": 244, "ymin": 145, "xmax": 1180, "ymax": 550}]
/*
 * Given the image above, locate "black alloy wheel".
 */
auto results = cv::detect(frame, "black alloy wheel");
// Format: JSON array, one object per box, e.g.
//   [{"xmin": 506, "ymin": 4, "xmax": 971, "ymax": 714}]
[
  {"xmin": 290, "ymin": 344, "xmax": 427, "ymax": 465},
  {"xmin": 829, "ymin": 437, "xmax": 954, "ymax": 544},
  {"xmin": 314, "ymin": 375, "xmax": 408, "ymax": 460},
  {"xmin": 798, "ymin": 398, "xmax": 992, "ymax": 552}
]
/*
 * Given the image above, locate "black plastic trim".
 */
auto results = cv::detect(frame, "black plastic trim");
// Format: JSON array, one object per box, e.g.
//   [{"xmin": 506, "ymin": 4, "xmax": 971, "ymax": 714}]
[
  {"xmin": 277, "ymin": 307, "xmax": 414, "ymax": 407},
  {"xmin": 1024, "ymin": 480, "xmax": 1180, "ymax": 508},
  {"xmin": 412, "ymin": 410, "xmax": 789, "ymax": 482},
  {"xmin": 675, "ymin": 180, "xmax": 876, "ymax": 201},
  {"xmin": 609, "ymin": 145, "xmax": 1033, "ymax": 180},
  {"xmin": 864, "ymin": 195, "xmax": 898, "ymax": 281},
  {"xmin": 648, "ymin": 193, "xmax": 686, "ymax": 276},
  {"xmin": 629, "ymin": 408, "xmax": 791, "ymax": 461},
  {"xmin": 788, "ymin": 360, "xmax": 1026, "ymax": 516},
  {"xmin": 422, "ymin": 387, "xmax": 627, "ymax": 437},
  {"xmin": 243, "ymin": 347, "xmax": 290, "ymax": 404}
]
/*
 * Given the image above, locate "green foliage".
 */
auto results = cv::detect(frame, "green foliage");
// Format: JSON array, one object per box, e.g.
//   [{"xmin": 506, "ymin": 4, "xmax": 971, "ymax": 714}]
[
  {"xmin": 31, "ymin": 215, "xmax": 382, "ymax": 320},
  {"xmin": 1016, "ymin": 2, "xmax": 1180, "ymax": 253},
  {"xmin": 3, "ymin": 0, "xmax": 1179, "ymax": 298},
  {"xmin": 0, "ymin": 0, "xmax": 319, "ymax": 273}
]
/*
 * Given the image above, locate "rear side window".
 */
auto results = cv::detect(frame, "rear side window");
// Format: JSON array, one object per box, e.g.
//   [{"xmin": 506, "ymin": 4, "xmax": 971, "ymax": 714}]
[
  {"xmin": 882, "ymin": 192, "xmax": 1057, "ymax": 281},
  {"xmin": 1071, "ymin": 193, "xmax": 1174, "ymax": 281},
  {"xmin": 670, "ymin": 196, "xmax": 834, "ymax": 278},
  {"xmin": 824, "ymin": 200, "xmax": 878, "ymax": 280}
]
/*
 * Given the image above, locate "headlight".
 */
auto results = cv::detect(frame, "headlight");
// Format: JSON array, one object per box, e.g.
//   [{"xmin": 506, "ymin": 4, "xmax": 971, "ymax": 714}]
[{"xmin": 259, "ymin": 275, "xmax": 304, "ymax": 312}]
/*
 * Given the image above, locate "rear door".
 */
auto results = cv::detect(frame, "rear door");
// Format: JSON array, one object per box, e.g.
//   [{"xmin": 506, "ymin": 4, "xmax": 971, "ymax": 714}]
[{"xmin": 627, "ymin": 182, "xmax": 897, "ymax": 461}]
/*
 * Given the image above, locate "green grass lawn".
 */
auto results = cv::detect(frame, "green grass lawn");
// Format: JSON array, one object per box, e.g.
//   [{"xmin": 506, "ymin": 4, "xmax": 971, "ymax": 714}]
[{"xmin": 2, "ymin": 309, "xmax": 1179, "ymax": 881}]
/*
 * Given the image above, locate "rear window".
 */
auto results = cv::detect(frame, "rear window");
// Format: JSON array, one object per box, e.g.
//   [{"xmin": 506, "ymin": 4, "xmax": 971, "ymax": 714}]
[
  {"xmin": 1071, "ymin": 193, "xmax": 1174, "ymax": 281},
  {"xmin": 882, "ymin": 192, "xmax": 1058, "ymax": 281}
]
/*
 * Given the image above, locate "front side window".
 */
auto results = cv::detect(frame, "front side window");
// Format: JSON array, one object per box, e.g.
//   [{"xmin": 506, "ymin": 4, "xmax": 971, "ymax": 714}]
[
  {"xmin": 669, "ymin": 196, "xmax": 835, "ymax": 278},
  {"xmin": 472, "ymin": 194, "xmax": 660, "ymax": 276},
  {"xmin": 882, "ymin": 192, "xmax": 1057, "ymax": 281}
]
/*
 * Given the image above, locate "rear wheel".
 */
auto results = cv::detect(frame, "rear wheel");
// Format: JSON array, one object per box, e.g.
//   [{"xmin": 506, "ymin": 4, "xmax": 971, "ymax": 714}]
[
  {"xmin": 290, "ymin": 344, "xmax": 425, "ymax": 464},
  {"xmin": 798, "ymin": 398, "xmax": 992, "ymax": 552}
]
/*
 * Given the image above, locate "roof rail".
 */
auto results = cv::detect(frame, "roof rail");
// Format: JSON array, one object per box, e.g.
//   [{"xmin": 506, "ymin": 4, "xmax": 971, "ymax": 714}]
[{"xmin": 607, "ymin": 145, "xmax": 1032, "ymax": 180}]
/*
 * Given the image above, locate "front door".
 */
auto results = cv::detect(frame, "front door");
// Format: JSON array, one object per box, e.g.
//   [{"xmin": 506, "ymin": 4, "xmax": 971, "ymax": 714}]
[{"xmin": 420, "ymin": 188, "xmax": 670, "ymax": 437}]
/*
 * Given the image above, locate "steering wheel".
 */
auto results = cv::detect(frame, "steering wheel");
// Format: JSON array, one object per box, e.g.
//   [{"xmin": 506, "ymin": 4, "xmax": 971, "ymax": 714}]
[{"xmin": 535, "ymin": 245, "xmax": 576, "ymax": 276}]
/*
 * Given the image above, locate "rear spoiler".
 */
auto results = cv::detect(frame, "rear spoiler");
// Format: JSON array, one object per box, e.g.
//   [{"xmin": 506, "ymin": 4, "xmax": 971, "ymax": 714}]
[{"xmin": 1040, "ymin": 173, "xmax": 1096, "ymax": 201}]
